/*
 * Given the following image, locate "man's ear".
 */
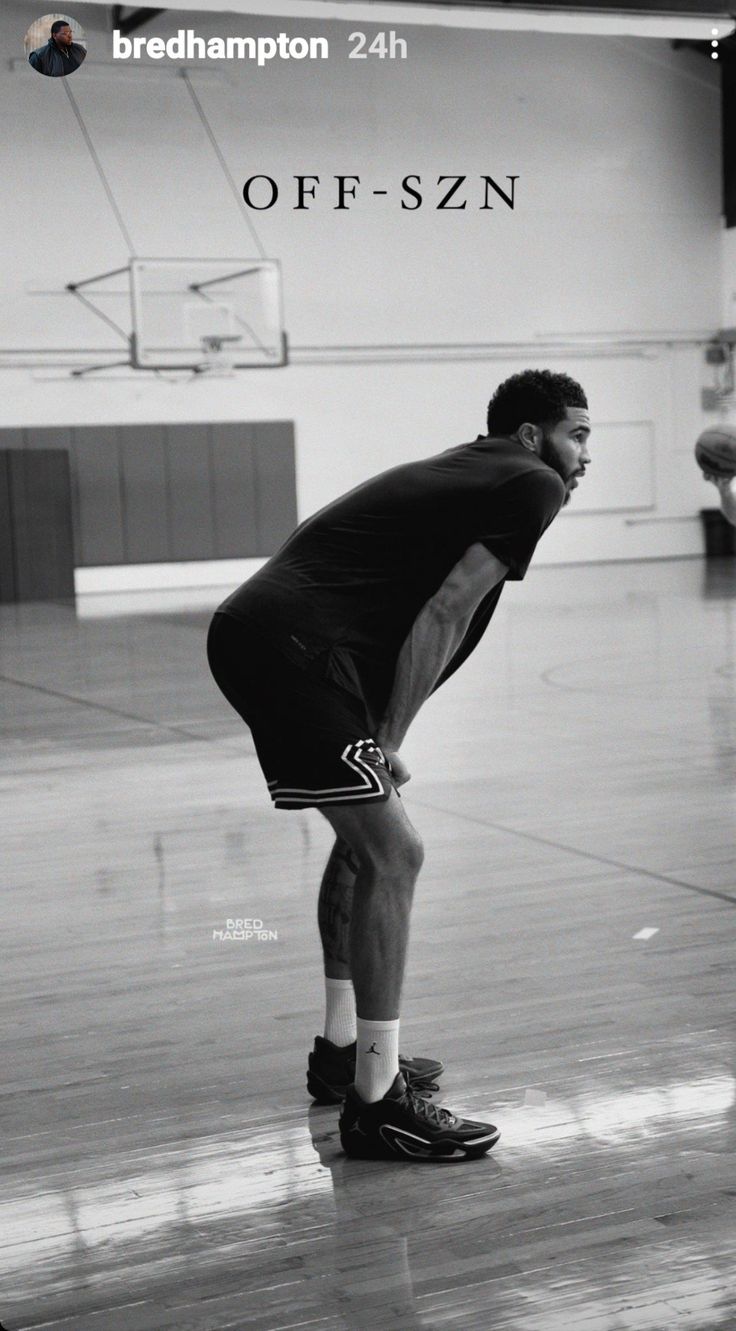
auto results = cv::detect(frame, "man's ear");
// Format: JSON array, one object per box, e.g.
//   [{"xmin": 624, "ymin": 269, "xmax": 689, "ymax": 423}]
[{"xmin": 516, "ymin": 422, "xmax": 543, "ymax": 454}]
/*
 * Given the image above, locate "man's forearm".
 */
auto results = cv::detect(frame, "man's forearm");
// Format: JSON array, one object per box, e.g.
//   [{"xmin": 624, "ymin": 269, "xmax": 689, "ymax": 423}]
[
  {"xmin": 376, "ymin": 543, "xmax": 509, "ymax": 753},
  {"xmin": 376, "ymin": 600, "xmax": 477, "ymax": 750}
]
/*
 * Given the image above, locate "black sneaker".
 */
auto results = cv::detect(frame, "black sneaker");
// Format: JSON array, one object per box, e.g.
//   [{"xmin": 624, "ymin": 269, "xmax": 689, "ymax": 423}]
[
  {"xmin": 339, "ymin": 1073, "xmax": 500, "ymax": 1161},
  {"xmin": 307, "ymin": 1036, "xmax": 443, "ymax": 1105}
]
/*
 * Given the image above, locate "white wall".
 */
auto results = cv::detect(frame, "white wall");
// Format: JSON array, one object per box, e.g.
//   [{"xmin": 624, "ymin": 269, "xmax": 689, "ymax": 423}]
[{"xmin": 1, "ymin": 0, "xmax": 727, "ymax": 583}]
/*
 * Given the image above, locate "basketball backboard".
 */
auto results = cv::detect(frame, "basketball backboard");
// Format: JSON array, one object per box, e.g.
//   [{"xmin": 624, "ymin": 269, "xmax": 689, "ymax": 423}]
[{"xmin": 129, "ymin": 258, "xmax": 286, "ymax": 370}]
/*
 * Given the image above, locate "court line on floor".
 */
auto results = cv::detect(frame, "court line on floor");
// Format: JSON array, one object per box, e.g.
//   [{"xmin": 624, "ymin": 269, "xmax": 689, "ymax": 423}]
[
  {"xmin": 4, "ymin": 675, "xmax": 732, "ymax": 907},
  {"xmin": 0, "ymin": 671, "xmax": 238, "ymax": 748},
  {"xmin": 412, "ymin": 797, "xmax": 736, "ymax": 907}
]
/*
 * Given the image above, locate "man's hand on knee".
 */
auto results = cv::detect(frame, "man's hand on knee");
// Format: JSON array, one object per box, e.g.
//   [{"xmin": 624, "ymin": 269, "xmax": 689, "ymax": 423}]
[{"xmin": 382, "ymin": 748, "xmax": 411, "ymax": 787}]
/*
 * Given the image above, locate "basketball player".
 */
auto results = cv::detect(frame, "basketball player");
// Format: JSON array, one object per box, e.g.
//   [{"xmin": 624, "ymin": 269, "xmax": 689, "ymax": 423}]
[
  {"xmin": 28, "ymin": 20, "xmax": 86, "ymax": 76},
  {"xmin": 207, "ymin": 369, "xmax": 591, "ymax": 1161}
]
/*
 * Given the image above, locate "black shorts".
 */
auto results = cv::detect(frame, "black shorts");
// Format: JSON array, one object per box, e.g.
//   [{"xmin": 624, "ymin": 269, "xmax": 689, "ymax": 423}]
[{"xmin": 206, "ymin": 613, "xmax": 398, "ymax": 810}]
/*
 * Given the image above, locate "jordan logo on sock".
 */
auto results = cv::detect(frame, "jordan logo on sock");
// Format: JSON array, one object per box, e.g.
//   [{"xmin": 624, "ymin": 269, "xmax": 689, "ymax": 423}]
[{"xmin": 367, "ymin": 1042, "xmax": 380, "ymax": 1055}]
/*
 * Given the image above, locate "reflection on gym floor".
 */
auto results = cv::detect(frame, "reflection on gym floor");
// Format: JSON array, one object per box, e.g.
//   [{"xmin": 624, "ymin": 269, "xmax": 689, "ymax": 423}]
[{"xmin": 2, "ymin": 557, "xmax": 735, "ymax": 1330}]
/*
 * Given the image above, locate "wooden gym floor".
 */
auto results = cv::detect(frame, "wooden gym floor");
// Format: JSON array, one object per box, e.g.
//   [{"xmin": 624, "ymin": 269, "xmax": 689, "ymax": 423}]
[{"xmin": 2, "ymin": 556, "xmax": 735, "ymax": 1331}]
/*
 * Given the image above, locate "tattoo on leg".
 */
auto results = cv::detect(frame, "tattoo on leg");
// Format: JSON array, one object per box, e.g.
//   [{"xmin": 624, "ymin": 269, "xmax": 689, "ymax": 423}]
[{"xmin": 318, "ymin": 840, "xmax": 359, "ymax": 967}]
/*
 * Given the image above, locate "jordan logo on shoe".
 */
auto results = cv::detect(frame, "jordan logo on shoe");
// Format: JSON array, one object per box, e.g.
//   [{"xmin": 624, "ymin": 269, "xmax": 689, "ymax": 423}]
[{"xmin": 366, "ymin": 1042, "xmax": 380, "ymax": 1056}]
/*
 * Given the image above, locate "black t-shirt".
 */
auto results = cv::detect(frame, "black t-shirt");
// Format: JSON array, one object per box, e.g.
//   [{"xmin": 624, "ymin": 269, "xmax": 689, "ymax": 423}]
[{"xmin": 219, "ymin": 435, "xmax": 565, "ymax": 724}]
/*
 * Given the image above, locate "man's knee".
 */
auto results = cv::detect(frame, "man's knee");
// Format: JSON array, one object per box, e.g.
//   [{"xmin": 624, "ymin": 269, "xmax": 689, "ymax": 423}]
[
  {"xmin": 364, "ymin": 823, "xmax": 424, "ymax": 880},
  {"xmin": 404, "ymin": 828, "xmax": 424, "ymax": 877},
  {"xmin": 321, "ymin": 797, "xmax": 424, "ymax": 880}
]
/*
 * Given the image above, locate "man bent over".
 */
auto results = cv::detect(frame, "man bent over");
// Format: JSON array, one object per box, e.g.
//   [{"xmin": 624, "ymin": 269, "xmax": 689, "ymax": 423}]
[{"xmin": 207, "ymin": 369, "xmax": 591, "ymax": 1161}]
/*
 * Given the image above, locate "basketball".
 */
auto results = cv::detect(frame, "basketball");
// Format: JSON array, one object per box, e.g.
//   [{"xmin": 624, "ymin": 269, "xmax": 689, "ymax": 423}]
[{"xmin": 695, "ymin": 425, "xmax": 736, "ymax": 478}]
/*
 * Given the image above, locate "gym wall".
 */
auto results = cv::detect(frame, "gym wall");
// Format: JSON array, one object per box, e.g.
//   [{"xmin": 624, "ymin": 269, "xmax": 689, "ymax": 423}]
[
  {"xmin": 1, "ymin": 0, "xmax": 728, "ymax": 587},
  {"xmin": 0, "ymin": 421, "xmax": 296, "ymax": 567}
]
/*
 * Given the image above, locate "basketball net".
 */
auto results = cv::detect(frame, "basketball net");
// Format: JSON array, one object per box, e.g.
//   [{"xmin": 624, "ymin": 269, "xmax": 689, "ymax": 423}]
[{"xmin": 197, "ymin": 333, "xmax": 242, "ymax": 378}]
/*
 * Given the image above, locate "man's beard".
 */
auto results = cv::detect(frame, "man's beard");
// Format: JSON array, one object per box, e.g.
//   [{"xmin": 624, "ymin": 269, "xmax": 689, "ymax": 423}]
[{"xmin": 540, "ymin": 432, "xmax": 575, "ymax": 503}]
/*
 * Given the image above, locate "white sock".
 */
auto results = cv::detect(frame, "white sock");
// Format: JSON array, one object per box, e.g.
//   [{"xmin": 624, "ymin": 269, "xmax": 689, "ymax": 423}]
[
  {"xmin": 355, "ymin": 1017, "xmax": 400, "ymax": 1103},
  {"xmin": 324, "ymin": 977, "xmax": 357, "ymax": 1047}
]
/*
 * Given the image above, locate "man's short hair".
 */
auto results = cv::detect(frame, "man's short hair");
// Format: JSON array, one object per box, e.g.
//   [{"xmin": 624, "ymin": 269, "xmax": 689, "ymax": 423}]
[
  {"xmin": 51, "ymin": 19, "xmax": 70, "ymax": 34},
  {"xmin": 487, "ymin": 369, "xmax": 588, "ymax": 435}
]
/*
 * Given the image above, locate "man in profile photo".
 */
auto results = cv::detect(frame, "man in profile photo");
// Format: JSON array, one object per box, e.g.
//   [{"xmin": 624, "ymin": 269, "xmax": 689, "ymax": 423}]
[{"xmin": 28, "ymin": 19, "xmax": 86, "ymax": 76}]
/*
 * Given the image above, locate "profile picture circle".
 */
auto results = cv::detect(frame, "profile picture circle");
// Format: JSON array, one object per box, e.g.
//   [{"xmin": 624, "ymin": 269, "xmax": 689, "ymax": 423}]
[{"xmin": 25, "ymin": 13, "xmax": 86, "ymax": 77}]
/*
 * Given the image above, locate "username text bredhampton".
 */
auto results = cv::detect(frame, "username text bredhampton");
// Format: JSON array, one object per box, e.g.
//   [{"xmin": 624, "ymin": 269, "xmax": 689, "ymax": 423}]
[{"xmin": 113, "ymin": 29, "xmax": 329, "ymax": 65}]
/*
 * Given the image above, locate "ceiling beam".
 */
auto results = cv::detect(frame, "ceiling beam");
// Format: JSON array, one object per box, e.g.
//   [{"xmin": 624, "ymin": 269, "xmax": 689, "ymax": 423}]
[
  {"xmin": 389, "ymin": 0, "xmax": 732, "ymax": 11},
  {"xmin": 96, "ymin": 0, "xmax": 734, "ymax": 39},
  {"xmin": 111, "ymin": 7, "xmax": 165, "ymax": 36}
]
